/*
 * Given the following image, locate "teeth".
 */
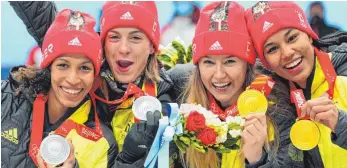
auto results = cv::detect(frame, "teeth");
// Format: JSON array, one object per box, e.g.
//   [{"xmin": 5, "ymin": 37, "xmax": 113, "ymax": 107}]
[
  {"xmin": 285, "ymin": 58, "xmax": 302, "ymax": 69},
  {"xmin": 213, "ymin": 83, "xmax": 229, "ymax": 87},
  {"xmin": 61, "ymin": 87, "xmax": 82, "ymax": 95},
  {"xmin": 213, "ymin": 82, "xmax": 230, "ymax": 90}
]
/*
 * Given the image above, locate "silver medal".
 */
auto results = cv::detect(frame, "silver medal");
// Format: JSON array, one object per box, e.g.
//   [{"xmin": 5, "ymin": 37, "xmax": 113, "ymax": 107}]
[
  {"xmin": 132, "ymin": 96, "xmax": 162, "ymax": 121},
  {"xmin": 40, "ymin": 134, "xmax": 70, "ymax": 165}
]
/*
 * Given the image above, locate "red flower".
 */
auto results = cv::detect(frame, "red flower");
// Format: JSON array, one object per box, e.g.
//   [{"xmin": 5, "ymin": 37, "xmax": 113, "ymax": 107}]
[
  {"xmin": 186, "ymin": 111, "xmax": 206, "ymax": 132},
  {"xmin": 196, "ymin": 127, "xmax": 218, "ymax": 145}
]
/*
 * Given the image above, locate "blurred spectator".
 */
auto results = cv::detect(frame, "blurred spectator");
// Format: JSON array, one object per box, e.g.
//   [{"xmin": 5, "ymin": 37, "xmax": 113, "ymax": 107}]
[
  {"xmin": 26, "ymin": 45, "xmax": 42, "ymax": 67},
  {"xmin": 309, "ymin": 1, "xmax": 340, "ymax": 38},
  {"xmin": 161, "ymin": 1, "xmax": 201, "ymax": 46}
]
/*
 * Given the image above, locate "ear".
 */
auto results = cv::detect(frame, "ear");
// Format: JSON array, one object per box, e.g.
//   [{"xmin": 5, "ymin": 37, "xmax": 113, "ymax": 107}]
[{"xmin": 150, "ymin": 44, "xmax": 155, "ymax": 55}]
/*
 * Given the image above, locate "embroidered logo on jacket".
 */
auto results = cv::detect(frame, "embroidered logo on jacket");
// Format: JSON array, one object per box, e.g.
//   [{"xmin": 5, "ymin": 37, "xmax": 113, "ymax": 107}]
[{"xmin": 1, "ymin": 128, "xmax": 19, "ymax": 144}]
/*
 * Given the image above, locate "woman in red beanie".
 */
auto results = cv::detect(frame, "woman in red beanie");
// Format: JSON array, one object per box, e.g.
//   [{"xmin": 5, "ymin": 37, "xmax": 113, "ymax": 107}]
[
  {"xmin": 1, "ymin": 9, "xmax": 117, "ymax": 168},
  {"xmin": 10, "ymin": 1, "xmax": 180, "ymax": 167},
  {"xmin": 245, "ymin": 1, "xmax": 347, "ymax": 168},
  {"xmin": 89, "ymin": 2, "xmax": 181, "ymax": 167},
  {"xmin": 179, "ymin": 2, "xmax": 295, "ymax": 168}
]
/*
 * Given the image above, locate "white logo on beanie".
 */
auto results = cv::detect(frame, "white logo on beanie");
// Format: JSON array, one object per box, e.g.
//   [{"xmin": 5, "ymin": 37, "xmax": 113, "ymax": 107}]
[
  {"xmin": 41, "ymin": 44, "xmax": 54, "ymax": 64},
  {"xmin": 296, "ymin": 11, "xmax": 307, "ymax": 28},
  {"xmin": 68, "ymin": 37, "xmax": 82, "ymax": 46},
  {"xmin": 192, "ymin": 44, "xmax": 196, "ymax": 53},
  {"xmin": 120, "ymin": 12, "xmax": 134, "ymax": 20},
  {"xmin": 246, "ymin": 41, "xmax": 251, "ymax": 57},
  {"xmin": 209, "ymin": 41, "xmax": 223, "ymax": 51},
  {"xmin": 100, "ymin": 18, "xmax": 105, "ymax": 33},
  {"xmin": 262, "ymin": 21, "xmax": 273, "ymax": 33}
]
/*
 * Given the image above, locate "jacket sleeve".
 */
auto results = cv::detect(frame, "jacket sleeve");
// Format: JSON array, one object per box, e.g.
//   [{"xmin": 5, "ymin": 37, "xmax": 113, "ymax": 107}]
[
  {"xmin": 114, "ymin": 155, "xmax": 147, "ymax": 168},
  {"xmin": 330, "ymin": 43, "xmax": 347, "ymax": 76},
  {"xmin": 245, "ymin": 147, "xmax": 269, "ymax": 168},
  {"xmin": 331, "ymin": 109, "xmax": 347, "ymax": 149},
  {"xmin": 9, "ymin": 1, "xmax": 57, "ymax": 48},
  {"xmin": 1, "ymin": 80, "xmax": 14, "ymax": 120}
]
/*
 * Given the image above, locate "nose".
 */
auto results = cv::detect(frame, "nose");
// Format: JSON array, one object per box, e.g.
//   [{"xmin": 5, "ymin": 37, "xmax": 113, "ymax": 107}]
[
  {"xmin": 214, "ymin": 63, "xmax": 227, "ymax": 80},
  {"xmin": 280, "ymin": 45, "xmax": 295, "ymax": 61},
  {"xmin": 65, "ymin": 70, "xmax": 81, "ymax": 85},
  {"xmin": 119, "ymin": 39, "xmax": 131, "ymax": 55}
]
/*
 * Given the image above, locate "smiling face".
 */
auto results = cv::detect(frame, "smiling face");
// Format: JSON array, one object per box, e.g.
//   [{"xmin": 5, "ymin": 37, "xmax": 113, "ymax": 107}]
[
  {"xmin": 198, "ymin": 55, "xmax": 247, "ymax": 108},
  {"xmin": 263, "ymin": 28, "xmax": 315, "ymax": 87},
  {"xmin": 49, "ymin": 54, "xmax": 94, "ymax": 108},
  {"xmin": 104, "ymin": 27, "xmax": 155, "ymax": 83}
]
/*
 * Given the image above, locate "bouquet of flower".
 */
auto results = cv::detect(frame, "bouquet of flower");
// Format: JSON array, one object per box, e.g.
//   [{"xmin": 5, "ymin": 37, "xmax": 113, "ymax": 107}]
[
  {"xmin": 174, "ymin": 104, "xmax": 245, "ymax": 154},
  {"xmin": 158, "ymin": 37, "xmax": 193, "ymax": 70}
]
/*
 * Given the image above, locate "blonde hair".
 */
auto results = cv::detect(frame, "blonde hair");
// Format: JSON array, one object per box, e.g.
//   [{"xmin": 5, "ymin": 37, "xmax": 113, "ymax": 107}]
[
  {"xmin": 181, "ymin": 63, "xmax": 279, "ymax": 168},
  {"xmin": 144, "ymin": 53, "xmax": 160, "ymax": 84}
]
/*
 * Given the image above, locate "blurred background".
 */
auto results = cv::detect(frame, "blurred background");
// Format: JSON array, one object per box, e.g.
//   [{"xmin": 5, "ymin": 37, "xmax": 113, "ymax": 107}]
[{"xmin": 2, "ymin": 1, "xmax": 347, "ymax": 79}]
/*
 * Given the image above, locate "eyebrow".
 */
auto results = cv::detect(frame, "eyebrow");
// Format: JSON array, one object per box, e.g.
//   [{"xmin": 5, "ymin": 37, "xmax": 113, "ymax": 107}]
[
  {"xmin": 264, "ymin": 28, "xmax": 294, "ymax": 49},
  {"xmin": 108, "ymin": 30, "xmax": 143, "ymax": 35},
  {"xmin": 56, "ymin": 58, "xmax": 92, "ymax": 64},
  {"xmin": 81, "ymin": 60, "xmax": 93, "ymax": 64},
  {"xmin": 284, "ymin": 28, "xmax": 294, "ymax": 38}
]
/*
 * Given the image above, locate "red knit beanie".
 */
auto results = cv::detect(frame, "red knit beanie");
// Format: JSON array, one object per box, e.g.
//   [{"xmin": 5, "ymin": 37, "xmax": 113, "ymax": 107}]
[
  {"xmin": 41, "ymin": 9, "xmax": 102, "ymax": 76},
  {"xmin": 245, "ymin": 1, "xmax": 319, "ymax": 68},
  {"xmin": 192, "ymin": 1, "xmax": 256, "ymax": 65},
  {"xmin": 100, "ymin": 1, "xmax": 160, "ymax": 51}
]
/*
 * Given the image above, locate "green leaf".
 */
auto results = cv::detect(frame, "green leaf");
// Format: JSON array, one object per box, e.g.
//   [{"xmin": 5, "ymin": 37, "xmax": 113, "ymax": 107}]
[
  {"xmin": 174, "ymin": 138, "xmax": 187, "ymax": 153},
  {"xmin": 228, "ymin": 144, "xmax": 240, "ymax": 150},
  {"xmin": 163, "ymin": 64, "xmax": 172, "ymax": 71},
  {"xmin": 179, "ymin": 136, "xmax": 191, "ymax": 145},
  {"xmin": 158, "ymin": 54, "xmax": 172, "ymax": 62},
  {"xmin": 228, "ymin": 123, "xmax": 243, "ymax": 130},
  {"xmin": 172, "ymin": 41, "xmax": 186, "ymax": 64},
  {"xmin": 213, "ymin": 147, "xmax": 232, "ymax": 154},
  {"xmin": 191, "ymin": 142, "xmax": 204, "ymax": 149},
  {"xmin": 186, "ymin": 45, "xmax": 192, "ymax": 63},
  {"xmin": 172, "ymin": 41, "xmax": 186, "ymax": 57},
  {"xmin": 195, "ymin": 146, "xmax": 207, "ymax": 154},
  {"xmin": 223, "ymin": 138, "xmax": 238, "ymax": 147}
]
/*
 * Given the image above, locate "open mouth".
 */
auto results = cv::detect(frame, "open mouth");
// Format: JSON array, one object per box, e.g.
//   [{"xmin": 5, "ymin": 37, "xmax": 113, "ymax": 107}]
[
  {"xmin": 116, "ymin": 60, "xmax": 134, "ymax": 72},
  {"xmin": 284, "ymin": 57, "xmax": 303, "ymax": 70},
  {"xmin": 212, "ymin": 82, "xmax": 231, "ymax": 90},
  {"xmin": 61, "ymin": 87, "xmax": 83, "ymax": 95},
  {"xmin": 117, "ymin": 60, "xmax": 133, "ymax": 68}
]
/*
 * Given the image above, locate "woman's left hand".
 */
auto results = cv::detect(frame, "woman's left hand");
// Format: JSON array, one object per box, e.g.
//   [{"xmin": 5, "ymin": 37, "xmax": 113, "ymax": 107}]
[{"xmin": 241, "ymin": 113, "xmax": 267, "ymax": 163}]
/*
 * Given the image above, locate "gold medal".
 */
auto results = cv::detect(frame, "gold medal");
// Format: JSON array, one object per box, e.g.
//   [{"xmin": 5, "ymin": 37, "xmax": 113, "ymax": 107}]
[
  {"xmin": 237, "ymin": 89, "xmax": 268, "ymax": 117},
  {"xmin": 290, "ymin": 120, "xmax": 320, "ymax": 150}
]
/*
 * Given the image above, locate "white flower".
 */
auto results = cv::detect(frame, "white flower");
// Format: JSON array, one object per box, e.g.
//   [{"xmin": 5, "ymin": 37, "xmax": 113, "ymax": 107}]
[
  {"xmin": 206, "ymin": 117, "xmax": 222, "ymax": 127},
  {"xmin": 226, "ymin": 116, "xmax": 246, "ymax": 126},
  {"xmin": 229, "ymin": 129, "xmax": 242, "ymax": 138},
  {"xmin": 216, "ymin": 133, "xmax": 227, "ymax": 144},
  {"xmin": 240, "ymin": 119, "xmax": 246, "ymax": 127},
  {"xmin": 179, "ymin": 104, "xmax": 196, "ymax": 117}
]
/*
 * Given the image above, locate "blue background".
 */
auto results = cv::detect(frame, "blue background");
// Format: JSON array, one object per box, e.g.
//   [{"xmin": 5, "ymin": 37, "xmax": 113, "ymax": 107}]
[{"xmin": 2, "ymin": 1, "xmax": 347, "ymax": 79}]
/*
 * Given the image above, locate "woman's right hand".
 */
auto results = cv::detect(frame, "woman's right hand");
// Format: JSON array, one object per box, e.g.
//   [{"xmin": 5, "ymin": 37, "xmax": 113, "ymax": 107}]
[
  {"xmin": 36, "ymin": 140, "xmax": 76, "ymax": 168},
  {"xmin": 117, "ymin": 110, "xmax": 161, "ymax": 163}
]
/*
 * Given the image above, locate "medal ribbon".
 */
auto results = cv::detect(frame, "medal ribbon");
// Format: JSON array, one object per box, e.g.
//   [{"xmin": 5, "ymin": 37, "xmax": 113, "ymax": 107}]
[
  {"xmin": 208, "ymin": 74, "xmax": 275, "ymax": 120},
  {"xmin": 290, "ymin": 47, "xmax": 336, "ymax": 119},
  {"xmin": 29, "ymin": 94, "xmax": 103, "ymax": 166},
  {"xmin": 91, "ymin": 77, "xmax": 156, "ymax": 105}
]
